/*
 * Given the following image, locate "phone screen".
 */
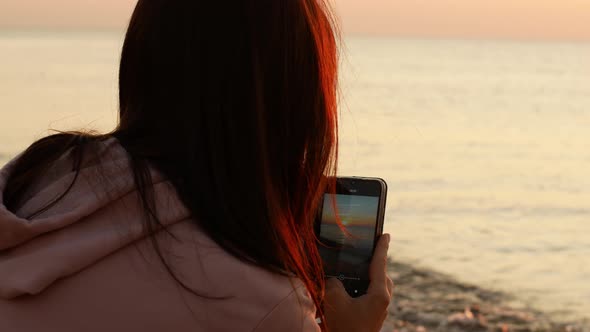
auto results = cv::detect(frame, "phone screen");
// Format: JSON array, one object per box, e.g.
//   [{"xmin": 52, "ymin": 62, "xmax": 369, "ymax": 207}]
[{"xmin": 318, "ymin": 192, "xmax": 380, "ymax": 283}]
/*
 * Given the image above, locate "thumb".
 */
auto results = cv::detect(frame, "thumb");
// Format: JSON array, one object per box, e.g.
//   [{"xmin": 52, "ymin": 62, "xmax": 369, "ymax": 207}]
[
  {"xmin": 324, "ymin": 278, "xmax": 349, "ymax": 303},
  {"xmin": 323, "ymin": 278, "xmax": 350, "ymax": 314},
  {"xmin": 325, "ymin": 278, "xmax": 346, "ymax": 296}
]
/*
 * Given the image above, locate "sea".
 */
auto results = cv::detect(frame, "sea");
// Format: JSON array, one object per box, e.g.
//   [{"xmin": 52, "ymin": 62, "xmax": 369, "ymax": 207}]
[{"xmin": 1, "ymin": 31, "xmax": 589, "ymax": 322}]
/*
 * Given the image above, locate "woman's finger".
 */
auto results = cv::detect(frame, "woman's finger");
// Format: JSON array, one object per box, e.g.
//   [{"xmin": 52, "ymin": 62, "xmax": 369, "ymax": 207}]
[
  {"xmin": 386, "ymin": 276, "xmax": 395, "ymax": 297},
  {"xmin": 367, "ymin": 233, "xmax": 390, "ymax": 296}
]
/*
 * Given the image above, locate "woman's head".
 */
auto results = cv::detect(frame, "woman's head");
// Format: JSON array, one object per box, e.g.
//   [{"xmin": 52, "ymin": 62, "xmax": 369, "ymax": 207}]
[
  {"xmin": 5, "ymin": 0, "xmax": 339, "ymax": 322},
  {"xmin": 117, "ymin": 0, "xmax": 339, "ymax": 316}
]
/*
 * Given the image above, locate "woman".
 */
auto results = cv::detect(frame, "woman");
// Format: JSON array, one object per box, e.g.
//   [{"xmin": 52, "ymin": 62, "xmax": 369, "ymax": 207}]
[{"xmin": 0, "ymin": 0, "xmax": 393, "ymax": 331}]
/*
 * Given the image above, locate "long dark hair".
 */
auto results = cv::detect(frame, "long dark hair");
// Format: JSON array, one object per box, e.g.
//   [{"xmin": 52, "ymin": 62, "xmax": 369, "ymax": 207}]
[{"xmin": 4, "ymin": 0, "xmax": 339, "ymax": 323}]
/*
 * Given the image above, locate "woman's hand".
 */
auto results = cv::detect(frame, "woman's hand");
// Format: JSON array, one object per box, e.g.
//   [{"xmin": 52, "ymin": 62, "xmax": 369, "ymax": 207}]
[{"xmin": 322, "ymin": 234, "xmax": 394, "ymax": 332}]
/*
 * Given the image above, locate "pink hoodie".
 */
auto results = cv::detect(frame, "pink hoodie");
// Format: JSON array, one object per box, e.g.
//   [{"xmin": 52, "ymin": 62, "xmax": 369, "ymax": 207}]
[{"xmin": 0, "ymin": 138, "xmax": 320, "ymax": 332}]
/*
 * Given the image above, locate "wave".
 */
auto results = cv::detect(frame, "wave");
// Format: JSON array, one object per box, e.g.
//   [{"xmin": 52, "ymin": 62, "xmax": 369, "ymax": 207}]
[{"xmin": 389, "ymin": 205, "xmax": 590, "ymax": 218}]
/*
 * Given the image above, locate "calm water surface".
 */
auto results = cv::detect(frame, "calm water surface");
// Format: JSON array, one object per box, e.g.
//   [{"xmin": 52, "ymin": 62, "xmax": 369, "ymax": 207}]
[{"xmin": 1, "ymin": 32, "xmax": 589, "ymax": 321}]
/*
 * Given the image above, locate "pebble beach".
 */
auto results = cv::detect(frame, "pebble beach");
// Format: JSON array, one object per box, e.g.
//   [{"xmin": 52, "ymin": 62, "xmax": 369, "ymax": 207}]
[{"xmin": 383, "ymin": 260, "xmax": 589, "ymax": 332}]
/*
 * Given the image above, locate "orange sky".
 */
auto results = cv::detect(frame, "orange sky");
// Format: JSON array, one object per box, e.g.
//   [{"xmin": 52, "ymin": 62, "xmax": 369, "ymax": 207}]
[
  {"xmin": 336, "ymin": 0, "xmax": 590, "ymax": 40},
  {"xmin": 1, "ymin": 0, "xmax": 589, "ymax": 41}
]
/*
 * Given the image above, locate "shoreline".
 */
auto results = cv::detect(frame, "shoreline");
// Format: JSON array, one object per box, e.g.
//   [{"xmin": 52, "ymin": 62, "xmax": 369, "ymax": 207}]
[{"xmin": 384, "ymin": 259, "xmax": 589, "ymax": 332}]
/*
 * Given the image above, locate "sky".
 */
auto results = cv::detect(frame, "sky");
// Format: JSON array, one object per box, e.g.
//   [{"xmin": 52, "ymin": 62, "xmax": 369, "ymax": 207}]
[{"xmin": 1, "ymin": 0, "xmax": 590, "ymax": 41}]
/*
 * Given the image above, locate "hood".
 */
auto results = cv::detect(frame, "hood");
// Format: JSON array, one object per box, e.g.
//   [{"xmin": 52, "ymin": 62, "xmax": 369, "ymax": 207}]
[{"xmin": 0, "ymin": 138, "xmax": 189, "ymax": 299}]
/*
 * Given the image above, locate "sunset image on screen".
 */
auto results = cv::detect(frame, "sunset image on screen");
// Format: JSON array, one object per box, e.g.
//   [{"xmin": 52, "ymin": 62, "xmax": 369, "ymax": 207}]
[
  {"xmin": 320, "ymin": 194, "xmax": 378, "ymax": 251},
  {"xmin": 318, "ymin": 194, "xmax": 379, "ymax": 279}
]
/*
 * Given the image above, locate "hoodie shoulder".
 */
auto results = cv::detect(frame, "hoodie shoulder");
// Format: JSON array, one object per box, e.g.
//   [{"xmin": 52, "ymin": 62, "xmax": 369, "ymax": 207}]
[{"xmin": 0, "ymin": 137, "xmax": 189, "ymax": 299}]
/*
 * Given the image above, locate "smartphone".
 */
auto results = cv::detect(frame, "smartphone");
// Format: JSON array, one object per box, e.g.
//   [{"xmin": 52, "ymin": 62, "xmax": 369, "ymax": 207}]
[{"xmin": 316, "ymin": 177, "xmax": 388, "ymax": 298}]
